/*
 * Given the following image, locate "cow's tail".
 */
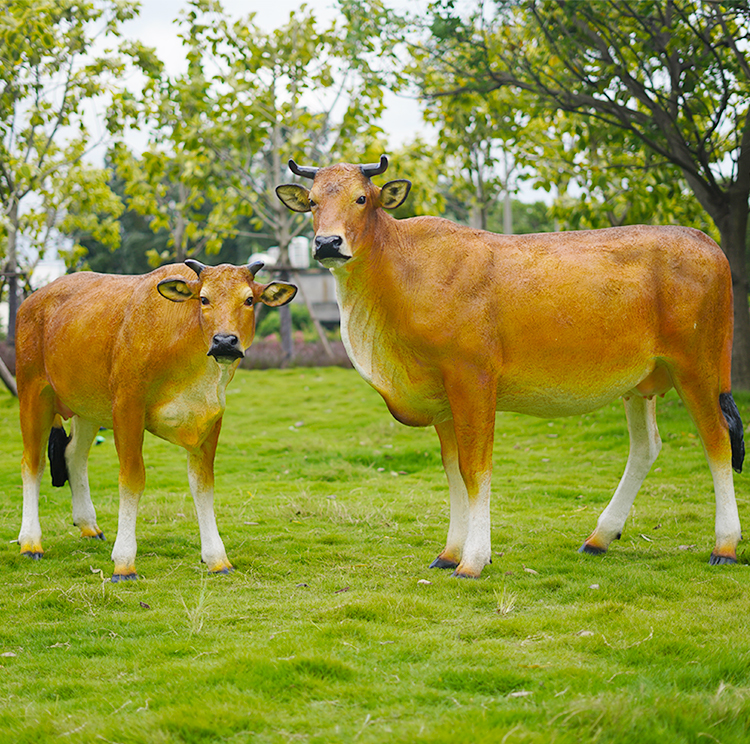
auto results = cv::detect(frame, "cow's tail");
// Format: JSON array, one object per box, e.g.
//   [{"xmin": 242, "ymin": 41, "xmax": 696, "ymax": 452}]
[
  {"xmin": 720, "ymin": 393, "xmax": 745, "ymax": 473},
  {"xmin": 48, "ymin": 417, "xmax": 70, "ymax": 487}
]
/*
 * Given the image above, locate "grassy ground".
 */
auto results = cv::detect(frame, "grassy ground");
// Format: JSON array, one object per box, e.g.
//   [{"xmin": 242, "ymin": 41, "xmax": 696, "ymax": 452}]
[{"xmin": 1, "ymin": 367, "xmax": 750, "ymax": 743}]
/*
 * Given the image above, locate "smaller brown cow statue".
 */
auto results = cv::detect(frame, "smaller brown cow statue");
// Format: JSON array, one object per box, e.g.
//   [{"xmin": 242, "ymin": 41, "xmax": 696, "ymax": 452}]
[
  {"xmin": 277, "ymin": 156, "xmax": 745, "ymax": 578},
  {"xmin": 16, "ymin": 261, "xmax": 296, "ymax": 581}
]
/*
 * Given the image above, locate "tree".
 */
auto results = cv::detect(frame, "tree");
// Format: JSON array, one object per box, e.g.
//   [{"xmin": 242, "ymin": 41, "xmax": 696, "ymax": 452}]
[
  {"xmin": 421, "ymin": 86, "xmax": 550, "ymax": 232},
  {"xmin": 110, "ymin": 2, "xmax": 249, "ymax": 267},
  {"xmin": 79, "ymin": 160, "xmax": 266, "ymax": 275},
  {"xmin": 0, "ymin": 0, "xmax": 139, "ymax": 343},
  {"xmin": 402, "ymin": 0, "xmax": 750, "ymax": 389},
  {"xmin": 507, "ymin": 199, "xmax": 555, "ymax": 235},
  {"xmin": 528, "ymin": 110, "xmax": 718, "ymax": 238},
  {"xmin": 196, "ymin": 0, "xmax": 389, "ymax": 259}
]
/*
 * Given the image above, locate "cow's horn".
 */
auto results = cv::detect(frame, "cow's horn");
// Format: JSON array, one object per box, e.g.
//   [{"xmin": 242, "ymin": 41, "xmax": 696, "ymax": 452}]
[
  {"xmin": 360, "ymin": 155, "xmax": 388, "ymax": 178},
  {"xmin": 288, "ymin": 159, "xmax": 319, "ymax": 180},
  {"xmin": 248, "ymin": 261, "xmax": 264, "ymax": 277},
  {"xmin": 185, "ymin": 259, "xmax": 206, "ymax": 277}
]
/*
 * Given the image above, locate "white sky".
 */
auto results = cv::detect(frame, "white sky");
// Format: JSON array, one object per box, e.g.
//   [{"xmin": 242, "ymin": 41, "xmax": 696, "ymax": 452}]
[{"xmin": 121, "ymin": 0, "xmax": 340, "ymax": 71}]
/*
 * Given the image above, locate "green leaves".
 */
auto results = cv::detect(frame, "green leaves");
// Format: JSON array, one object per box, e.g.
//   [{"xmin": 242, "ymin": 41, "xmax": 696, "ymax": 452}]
[
  {"xmin": 0, "ymin": 0, "xmax": 137, "ymax": 294},
  {"xmin": 105, "ymin": 0, "xmax": 396, "ymax": 268}
]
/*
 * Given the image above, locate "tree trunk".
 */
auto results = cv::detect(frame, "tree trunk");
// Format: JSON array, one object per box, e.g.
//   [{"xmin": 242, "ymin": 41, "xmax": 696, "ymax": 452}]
[
  {"xmin": 714, "ymin": 191, "xmax": 750, "ymax": 392},
  {"xmin": 279, "ymin": 301, "xmax": 293, "ymax": 366},
  {"xmin": 292, "ymin": 271, "xmax": 335, "ymax": 363},
  {"xmin": 276, "ymin": 233, "xmax": 294, "ymax": 367},
  {"xmin": 0, "ymin": 354, "xmax": 17, "ymax": 398},
  {"xmin": 174, "ymin": 183, "xmax": 188, "ymax": 262},
  {"xmin": 5, "ymin": 196, "xmax": 19, "ymax": 344},
  {"xmin": 270, "ymin": 104, "xmax": 294, "ymax": 366},
  {"xmin": 503, "ymin": 190, "xmax": 513, "ymax": 234}
]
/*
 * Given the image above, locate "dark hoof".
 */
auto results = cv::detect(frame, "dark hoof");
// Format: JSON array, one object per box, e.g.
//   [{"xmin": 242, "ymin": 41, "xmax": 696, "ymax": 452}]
[
  {"xmin": 579, "ymin": 543, "xmax": 607, "ymax": 556},
  {"xmin": 21, "ymin": 551, "xmax": 43, "ymax": 560},
  {"xmin": 77, "ymin": 524, "xmax": 106, "ymax": 541},
  {"xmin": 709, "ymin": 553, "xmax": 737, "ymax": 565},
  {"xmin": 451, "ymin": 570, "xmax": 480, "ymax": 579},
  {"xmin": 111, "ymin": 573, "xmax": 138, "ymax": 582},
  {"xmin": 209, "ymin": 566, "xmax": 234, "ymax": 575},
  {"xmin": 429, "ymin": 556, "xmax": 458, "ymax": 570}
]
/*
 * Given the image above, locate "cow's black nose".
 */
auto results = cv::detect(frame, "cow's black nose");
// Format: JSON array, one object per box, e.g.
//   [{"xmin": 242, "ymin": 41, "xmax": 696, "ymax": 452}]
[
  {"xmin": 213, "ymin": 333, "xmax": 238, "ymax": 348},
  {"xmin": 314, "ymin": 235, "xmax": 345, "ymax": 259},
  {"xmin": 208, "ymin": 334, "xmax": 243, "ymax": 362}
]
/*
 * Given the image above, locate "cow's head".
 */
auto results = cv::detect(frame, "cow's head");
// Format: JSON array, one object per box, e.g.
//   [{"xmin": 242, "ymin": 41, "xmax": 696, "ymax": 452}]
[
  {"xmin": 275, "ymin": 156, "xmax": 411, "ymax": 269},
  {"xmin": 157, "ymin": 261, "xmax": 297, "ymax": 363}
]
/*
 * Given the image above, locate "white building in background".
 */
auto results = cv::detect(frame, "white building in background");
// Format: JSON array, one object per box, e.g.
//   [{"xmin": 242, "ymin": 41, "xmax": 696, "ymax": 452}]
[
  {"xmin": 288, "ymin": 236, "xmax": 310, "ymax": 268},
  {"xmin": 249, "ymin": 236, "xmax": 310, "ymax": 270}
]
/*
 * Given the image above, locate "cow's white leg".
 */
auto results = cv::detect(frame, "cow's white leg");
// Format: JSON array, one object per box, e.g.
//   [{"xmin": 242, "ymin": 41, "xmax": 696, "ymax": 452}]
[
  {"xmin": 441, "ymin": 365, "xmax": 496, "ymax": 578},
  {"xmin": 431, "ymin": 420, "xmax": 469, "ymax": 569},
  {"xmin": 67, "ymin": 416, "xmax": 105, "ymax": 540},
  {"xmin": 707, "ymin": 455, "xmax": 741, "ymax": 563},
  {"xmin": 18, "ymin": 385, "xmax": 55, "ymax": 559},
  {"xmin": 581, "ymin": 395, "xmax": 661, "ymax": 555},
  {"xmin": 111, "ymin": 486, "xmax": 140, "ymax": 581},
  {"xmin": 188, "ymin": 420, "xmax": 232, "ymax": 574},
  {"xmin": 19, "ymin": 462, "xmax": 45, "ymax": 559},
  {"xmin": 455, "ymin": 474, "xmax": 493, "ymax": 578},
  {"xmin": 676, "ymin": 384, "xmax": 742, "ymax": 564},
  {"xmin": 110, "ymin": 407, "xmax": 146, "ymax": 581}
]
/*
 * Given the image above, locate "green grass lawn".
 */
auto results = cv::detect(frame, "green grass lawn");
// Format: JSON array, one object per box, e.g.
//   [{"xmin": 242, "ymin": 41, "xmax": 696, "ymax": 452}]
[{"xmin": 1, "ymin": 367, "xmax": 750, "ymax": 742}]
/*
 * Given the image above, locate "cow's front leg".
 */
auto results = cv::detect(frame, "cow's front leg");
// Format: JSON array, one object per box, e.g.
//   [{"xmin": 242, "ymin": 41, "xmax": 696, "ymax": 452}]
[
  {"xmin": 188, "ymin": 419, "xmax": 233, "ymax": 574},
  {"xmin": 67, "ymin": 416, "xmax": 105, "ymax": 541},
  {"xmin": 111, "ymin": 408, "xmax": 146, "ymax": 582},
  {"xmin": 442, "ymin": 365, "xmax": 497, "ymax": 578},
  {"xmin": 18, "ymin": 382, "xmax": 56, "ymax": 559},
  {"xmin": 430, "ymin": 419, "xmax": 469, "ymax": 569}
]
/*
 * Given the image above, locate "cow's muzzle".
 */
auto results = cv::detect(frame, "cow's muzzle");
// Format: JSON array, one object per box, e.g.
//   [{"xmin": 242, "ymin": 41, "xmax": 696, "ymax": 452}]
[
  {"xmin": 208, "ymin": 333, "xmax": 244, "ymax": 363},
  {"xmin": 314, "ymin": 235, "xmax": 349, "ymax": 263}
]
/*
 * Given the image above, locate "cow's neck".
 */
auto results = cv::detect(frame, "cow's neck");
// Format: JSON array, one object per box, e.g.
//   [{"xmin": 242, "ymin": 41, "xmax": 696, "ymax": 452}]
[{"xmin": 330, "ymin": 218, "xmax": 410, "ymax": 389}]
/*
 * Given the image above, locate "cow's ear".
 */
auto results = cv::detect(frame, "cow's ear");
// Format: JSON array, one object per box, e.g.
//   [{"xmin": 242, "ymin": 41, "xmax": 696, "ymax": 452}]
[
  {"xmin": 158, "ymin": 277, "xmax": 198, "ymax": 302},
  {"xmin": 380, "ymin": 179, "xmax": 411, "ymax": 210},
  {"xmin": 276, "ymin": 184, "xmax": 311, "ymax": 213},
  {"xmin": 260, "ymin": 281, "xmax": 297, "ymax": 307}
]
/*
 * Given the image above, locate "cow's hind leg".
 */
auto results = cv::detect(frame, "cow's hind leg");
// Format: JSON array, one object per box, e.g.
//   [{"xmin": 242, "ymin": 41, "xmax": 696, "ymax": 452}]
[
  {"xmin": 66, "ymin": 416, "xmax": 105, "ymax": 541},
  {"xmin": 677, "ymin": 383, "xmax": 742, "ymax": 564},
  {"xmin": 580, "ymin": 395, "xmax": 661, "ymax": 556},
  {"xmin": 430, "ymin": 419, "xmax": 469, "ymax": 569},
  {"xmin": 18, "ymin": 383, "xmax": 56, "ymax": 559},
  {"xmin": 188, "ymin": 420, "xmax": 233, "ymax": 574}
]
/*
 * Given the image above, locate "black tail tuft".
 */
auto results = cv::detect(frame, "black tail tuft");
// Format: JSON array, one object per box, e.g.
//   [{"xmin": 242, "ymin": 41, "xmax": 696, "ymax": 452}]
[
  {"xmin": 720, "ymin": 392, "xmax": 745, "ymax": 473},
  {"xmin": 48, "ymin": 425, "xmax": 71, "ymax": 487}
]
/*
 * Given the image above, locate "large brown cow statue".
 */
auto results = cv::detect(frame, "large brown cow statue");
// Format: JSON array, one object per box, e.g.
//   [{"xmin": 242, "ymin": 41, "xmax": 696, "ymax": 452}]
[
  {"xmin": 276, "ymin": 156, "xmax": 744, "ymax": 578},
  {"xmin": 16, "ymin": 261, "xmax": 296, "ymax": 581}
]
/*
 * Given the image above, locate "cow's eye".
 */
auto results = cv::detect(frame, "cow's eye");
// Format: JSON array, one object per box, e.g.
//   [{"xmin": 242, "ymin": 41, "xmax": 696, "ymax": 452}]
[
  {"xmin": 309, "ymin": 198, "xmax": 316, "ymax": 208},
  {"xmin": 200, "ymin": 296, "xmax": 209, "ymax": 306},
  {"xmin": 356, "ymin": 195, "xmax": 366, "ymax": 205},
  {"xmin": 245, "ymin": 296, "xmax": 254, "ymax": 307}
]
